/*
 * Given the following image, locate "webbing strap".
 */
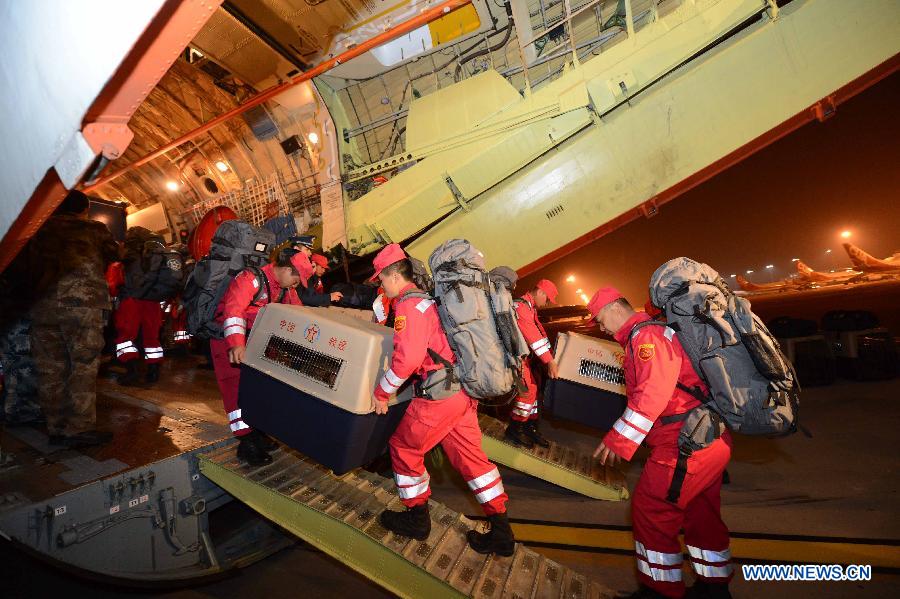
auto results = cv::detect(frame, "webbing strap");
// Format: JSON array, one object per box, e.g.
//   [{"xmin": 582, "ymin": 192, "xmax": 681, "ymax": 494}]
[{"xmin": 666, "ymin": 450, "xmax": 691, "ymax": 503}]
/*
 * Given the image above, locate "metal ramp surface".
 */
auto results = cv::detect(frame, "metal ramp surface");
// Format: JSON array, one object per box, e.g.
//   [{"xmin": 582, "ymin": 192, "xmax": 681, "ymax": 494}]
[
  {"xmin": 478, "ymin": 416, "xmax": 629, "ymax": 501},
  {"xmin": 199, "ymin": 443, "xmax": 616, "ymax": 599}
]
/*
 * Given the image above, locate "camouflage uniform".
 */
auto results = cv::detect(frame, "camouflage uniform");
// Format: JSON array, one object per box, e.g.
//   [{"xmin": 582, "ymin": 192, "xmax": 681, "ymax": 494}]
[
  {"xmin": 28, "ymin": 214, "xmax": 118, "ymax": 436},
  {"xmin": 0, "ymin": 317, "xmax": 41, "ymax": 423}
]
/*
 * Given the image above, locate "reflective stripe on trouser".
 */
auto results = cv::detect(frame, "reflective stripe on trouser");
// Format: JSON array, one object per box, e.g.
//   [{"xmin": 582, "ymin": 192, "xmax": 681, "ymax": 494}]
[
  {"xmin": 631, "ymin": 432, "xmax": 733, "ymax": 597},
  {"xmin": 114, "ymin": 298, "xmax": 164, "ymax": 363},
  {"xmin": 389, "ymin": 391, "xmax": 508, "ymax": 515},
  {"xmin": 510, "ymin": 357, "xmax": 539, "ymax": 422},
  {"xmin": 210, "ymin": 338, "xmax": 252, "ymax": 437},
  {"xmin": 687, "ymin": 545, "xmax": 734, "ymax": 580}
]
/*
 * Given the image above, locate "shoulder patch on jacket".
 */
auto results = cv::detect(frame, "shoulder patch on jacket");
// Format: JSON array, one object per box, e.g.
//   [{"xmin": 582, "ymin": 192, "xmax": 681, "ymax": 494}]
[
  {"xmin": 415, "ymin": 299, "xmax": 434, "ymax": 313},
  {"xmin": 637, "ymin": 343, "xmax": 655, "ymax": 361},
  {"xmin": 394, "ymin": 315, "xmax": 407, "ymax": 333}
]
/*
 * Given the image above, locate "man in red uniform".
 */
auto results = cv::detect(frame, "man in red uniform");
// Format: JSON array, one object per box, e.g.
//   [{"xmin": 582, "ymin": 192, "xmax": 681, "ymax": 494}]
[
  {"xmin": 300, "ymin": 253, "xmax": 343, "ymax": 306},
  {"xmin": 588, "ymin": 288, "xmax": 733, "ymax": 599},
  {"xmin": 371, "ymin": 244, "xmax": 515, "ymax": 555},
  {"xmin": 506, "ymin": 279, "xmax": 560, "ymax": 448},
  {"xmin": 213, "ymin": 248, "xmax": 313, "ymax": 466}
]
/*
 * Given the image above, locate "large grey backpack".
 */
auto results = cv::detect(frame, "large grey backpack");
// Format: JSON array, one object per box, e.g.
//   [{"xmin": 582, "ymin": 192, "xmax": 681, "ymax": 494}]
[
  {"xmin": 183, "ymin": 221, "xmax": 275, "ymax": 339},
  {"xmin": 428, "ymin": 239, "xmax": 528, "ymax": 400},
  {"xmin": 647, "ymin": 257, "xmax": 799, "ymax": 502},
  {"xmin": 649, "ymin": 257, "xmax": 799, "ymax": 434}
]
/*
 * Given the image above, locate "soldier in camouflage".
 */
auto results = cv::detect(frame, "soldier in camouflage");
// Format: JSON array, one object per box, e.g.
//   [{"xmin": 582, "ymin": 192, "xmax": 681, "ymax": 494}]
[
  {"xmin": 27, "ymin": 190, "xmax": 119, "ymax": 449},
  {"xmin": 0, "ymin": 249, "xmax": 42, "ymax": 425},
  {"xmin": 0, "ymin": 317, "xmax": 42, "ymax": 425}
]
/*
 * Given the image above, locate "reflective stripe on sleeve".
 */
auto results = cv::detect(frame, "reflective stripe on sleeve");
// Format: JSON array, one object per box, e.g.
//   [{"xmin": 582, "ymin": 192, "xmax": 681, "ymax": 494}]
[
  {"xmin": 227, "ymin": 409, "xmax": 242, "ymax": 422},
  {"xmin": 623, "ymin": 407, "xmax": 653, "ymax": 432},
  {"xmin": 230, "ymin": 421, "xmax": 249, "ymax": 433},
  {"xmin": 613, "ymin": 418, "xmax": 647, "ymax": 444}
]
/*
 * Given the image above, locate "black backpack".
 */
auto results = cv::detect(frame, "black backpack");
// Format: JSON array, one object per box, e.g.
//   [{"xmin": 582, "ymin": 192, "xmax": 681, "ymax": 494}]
[
  {"xmin": 122, "ymin": 227, "xmax": 184, "ymax": 301},
  {"xmin": 182, "ymin": 221, "xmax": 275, "ymax": 339}
]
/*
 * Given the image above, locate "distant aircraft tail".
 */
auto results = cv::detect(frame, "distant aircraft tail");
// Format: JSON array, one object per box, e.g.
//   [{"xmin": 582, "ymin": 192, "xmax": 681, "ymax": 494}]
[
  {"xmin": 735, "ymin": 275, "xmax": 760, "ymax": 291},
  {"xmin": 842, "ymin": 242, "xmax": 898, "ymax": 272},
  {"xmin": 795, "ymin": 260, "xmax": 820, "ymax": 281}
]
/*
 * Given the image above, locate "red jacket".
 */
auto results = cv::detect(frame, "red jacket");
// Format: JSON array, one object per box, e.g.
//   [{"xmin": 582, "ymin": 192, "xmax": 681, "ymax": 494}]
[
  {"xmin": 217, "ymin": 264, "xmax": 301, "ymax": 349},
  {"xmin": 514, "ymin": 292, "xmax": 553, "ymax": 365},
  {"xmin": 602, "ymin": 312, "xmax": 709, "ymax": 462},
  {"xmin": 374, "ymin": 283, "xmax": 456, "ymax": 401}
]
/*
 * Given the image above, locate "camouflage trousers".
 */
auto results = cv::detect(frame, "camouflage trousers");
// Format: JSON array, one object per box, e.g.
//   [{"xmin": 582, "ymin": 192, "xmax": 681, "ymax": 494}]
[
  {"xmin": 0, "ymin": 316, "xmax": 41, "ymax": 423},
  {"xmin": 30, "ymin": 306, "xmax": 106, "ymax": 436}
]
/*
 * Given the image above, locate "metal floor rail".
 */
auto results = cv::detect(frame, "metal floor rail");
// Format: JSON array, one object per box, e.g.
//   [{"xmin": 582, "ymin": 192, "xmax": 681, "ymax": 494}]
[
  {"xmin": 198, "ymin": 443, "xmax": 616, "ymax": 599},
  {"xmin": 478, "ymin": 416, "xmax": 629, "ymax": 501}
]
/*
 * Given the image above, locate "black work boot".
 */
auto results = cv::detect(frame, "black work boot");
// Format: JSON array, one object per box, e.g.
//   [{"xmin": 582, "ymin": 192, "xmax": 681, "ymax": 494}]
[
  {"xmin": 379, "ymin": 504, "xmax": 431, "ymax": 540},
  {"xmin": 118, "ymin": 361, "xmax": 141, "ymax": 386},
  {"xmin": 145, "ymin": 363, "xmax": 161, "ymax": 384},
  {"xmin": 524, "ymin": 420, "xmax": 551, "ymax": 448},
  {"xmin": 247, "ymin": 429, "xmax": 277, "ymax": 452},
  {"xmin": 504, "ymin": 421, "xmax": 534, "ymax": 449},
  {"xmin": 49, "ymin": 430, "xmax": 114, "ymax": 449},
  {"xmin": 686, "ymin": 580, "xmax": 732, "ymax": 599},
  {"xmin": 236, "ymin": 433, "xmax": 273, "ymax": 467},
  {"xmin": 467, "ymin": 513, "xmax": 515, "ymax": 556}
]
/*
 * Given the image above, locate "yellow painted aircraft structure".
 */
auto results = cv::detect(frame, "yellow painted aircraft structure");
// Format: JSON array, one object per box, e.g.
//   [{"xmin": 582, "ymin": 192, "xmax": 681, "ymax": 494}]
[{"xmin": 329, "ymin": 0, "xmax": 900, "ymax": 274}]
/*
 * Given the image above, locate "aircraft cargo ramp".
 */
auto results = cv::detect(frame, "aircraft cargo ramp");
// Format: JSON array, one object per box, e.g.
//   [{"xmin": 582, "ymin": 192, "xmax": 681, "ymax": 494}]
[
  {"xmin": 199, "ymin": 442, "xmax": 616, "ymax": 599},
  {"xmin": 478, "ymin": 415, "xmax": 628, "ymax": 502}
]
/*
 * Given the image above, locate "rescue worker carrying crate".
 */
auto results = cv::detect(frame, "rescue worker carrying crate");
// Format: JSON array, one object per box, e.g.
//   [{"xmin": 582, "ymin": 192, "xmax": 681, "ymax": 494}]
[
  {"xmin": 370, "ymin": 243, "xmax": 516, "ymax": 556},
  {"xmin": 182, "ymin": 221, "xmax": 314, "ymax": 466}
]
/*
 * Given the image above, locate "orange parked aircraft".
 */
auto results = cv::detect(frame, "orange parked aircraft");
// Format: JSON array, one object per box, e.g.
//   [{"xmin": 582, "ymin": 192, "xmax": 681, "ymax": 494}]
[
  {"xmin": 735, "ymin": 274, "xmax": 802, "ymax": 292},
  {"xmin": 843, "ymin": 243, "xmax": 900, "ymax": 273},
  {"xmin": 795, "ymin": 260, "xmax": 863, "ymax": 283}
]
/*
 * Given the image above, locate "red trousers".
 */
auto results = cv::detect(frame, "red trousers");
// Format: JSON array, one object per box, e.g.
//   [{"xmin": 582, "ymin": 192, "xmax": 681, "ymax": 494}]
[
  {"xmin": 631, "ymin": 430, "xmax": 733, "ymax": 598},
  {"xmin": 210, "ymin": 338, "xmax": 251, "ymax": 437},
  {"xmin": 389, "ymin": 391, "xmax": 508, "ymax": 516},
  {"xmin": 114, "ymin": 298, "xmax": 164, "ymax": 363},
  {"xmin": 170, "ymin": 304, "xmax": 191, "ymax": 344},
  {"xmin": 510, "ymin": 357, "xmax": 539, "ymax": 422}
]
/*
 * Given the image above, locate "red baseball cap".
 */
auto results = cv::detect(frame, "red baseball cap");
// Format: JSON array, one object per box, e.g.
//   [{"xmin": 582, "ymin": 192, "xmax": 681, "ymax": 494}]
[
  {"xmin": 311, "ymin": 254, "xmax": 329, "ymax": 270},
  {"xmin": 585, "ymin": 286, "xmax": 624, "ymax": 320},
  {"xmin": 369, "ymin": 243, "xmax": 407, "ymax": 281},
  {"xmin": 536, "ymin": 279, "xmax": 558, "ymax": 303},
  {"xmin": 644, "ymin": 298, "xmax": 662, "ymax": 318},
  {"xmin": 290, "ymin": 251, "xmax": 314, "ymax": 287}
]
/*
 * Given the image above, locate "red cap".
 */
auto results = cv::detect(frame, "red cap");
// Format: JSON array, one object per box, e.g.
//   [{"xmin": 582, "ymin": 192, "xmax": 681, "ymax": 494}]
[
  {"xmin": 311, "ymin": 254, "xmax": 329, "ymax": 270},
  {"xmin": 644, "ymin": 299, "xmax": 662, "ymax": 318},
  {"xmin": 369, "ymin": 243, "xmax": 407, "ymax": 281},
  {"xmin": 290, "ymin": 252, "xmax": 314, "ymax": 287},
  {"xmin": 536, "ymin": 279, "xmax": 558, "ymax": 303},
  {"xmin": 586, "ymin": 286, "xmax": 624, "ymax": 320}
]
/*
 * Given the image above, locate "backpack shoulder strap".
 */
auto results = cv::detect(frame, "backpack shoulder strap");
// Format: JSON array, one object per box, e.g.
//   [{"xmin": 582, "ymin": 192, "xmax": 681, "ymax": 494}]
[
  {"xmin": 396, "ymin": 288, "xmax": 432, "ymax": 306},
  {"xmin": 245, "ymin": 266, "xmax": 271, "ymax": 307}
]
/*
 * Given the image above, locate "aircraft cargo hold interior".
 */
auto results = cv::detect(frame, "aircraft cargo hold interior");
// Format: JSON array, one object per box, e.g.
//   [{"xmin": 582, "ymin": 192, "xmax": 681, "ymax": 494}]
[{"xmin": 1, "ymin": 1, "xmax": 899, "ymax": 598}]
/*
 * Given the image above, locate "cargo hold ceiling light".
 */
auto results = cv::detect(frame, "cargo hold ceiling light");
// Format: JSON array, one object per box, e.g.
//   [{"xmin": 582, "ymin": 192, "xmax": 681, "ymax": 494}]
[
  {"xmin": 215, "ymin": 161, "xmax": 229, "ymax": 172},
  {"xmin": 165, "ymin": 180, "xmax": 179, "ymax": 191},
  {"xmin": 308, "ymin": 132, "xmax": 319, "ymax": 145}
]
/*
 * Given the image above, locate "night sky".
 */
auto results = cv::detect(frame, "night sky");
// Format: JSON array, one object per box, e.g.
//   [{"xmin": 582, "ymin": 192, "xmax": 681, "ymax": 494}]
[{"xmin": 520, "ymin": 71, "xmax": 900, "ymax": 307}]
